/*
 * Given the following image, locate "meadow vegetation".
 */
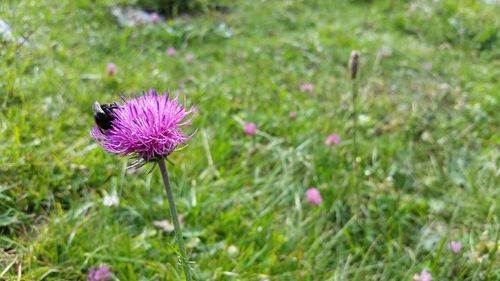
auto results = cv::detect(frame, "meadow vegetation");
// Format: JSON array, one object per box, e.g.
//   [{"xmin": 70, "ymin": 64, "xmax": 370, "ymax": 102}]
[{"xmin": 0, "ymin": 0, "xmax": 499, "ymax": 280}]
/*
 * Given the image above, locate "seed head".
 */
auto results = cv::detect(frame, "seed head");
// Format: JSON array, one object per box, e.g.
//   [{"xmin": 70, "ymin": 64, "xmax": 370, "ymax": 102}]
[{"xmin": 349, "ymin": 50, "xmax": 360, "ymax": 79}]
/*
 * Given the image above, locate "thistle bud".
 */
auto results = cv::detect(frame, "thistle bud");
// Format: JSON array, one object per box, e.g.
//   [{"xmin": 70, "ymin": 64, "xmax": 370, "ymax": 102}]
[{"xmin": 349, "ymin": 50, "xmax": 360, "ymax": 80}]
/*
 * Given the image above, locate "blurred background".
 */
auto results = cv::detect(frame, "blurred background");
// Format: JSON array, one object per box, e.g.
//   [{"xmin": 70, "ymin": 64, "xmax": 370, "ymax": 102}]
[{"xmin": 1, "ymin": 0, "xmax": 499, "ymax": 280}]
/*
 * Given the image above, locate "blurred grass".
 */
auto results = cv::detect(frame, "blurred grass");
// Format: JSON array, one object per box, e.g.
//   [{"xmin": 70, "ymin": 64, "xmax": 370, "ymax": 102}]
[{"xmin": 0, "ymin": 0, "xmax": 499, "ymax": 280}]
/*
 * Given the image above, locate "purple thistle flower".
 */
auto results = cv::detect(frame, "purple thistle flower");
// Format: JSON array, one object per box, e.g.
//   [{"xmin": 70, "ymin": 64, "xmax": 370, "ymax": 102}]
[
  {"xmin": 91, "ymin": 89, "xmax": 195, "ymax": 162},
  {"xmin": 87, "ymin": 266, "xmax": 111, "ymax": 281}
]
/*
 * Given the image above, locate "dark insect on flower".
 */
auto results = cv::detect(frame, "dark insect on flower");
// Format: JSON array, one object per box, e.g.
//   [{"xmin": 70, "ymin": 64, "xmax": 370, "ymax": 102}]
[{"xmin": 92, "ymin": 101, "xmax": 117, "ymax": 133}]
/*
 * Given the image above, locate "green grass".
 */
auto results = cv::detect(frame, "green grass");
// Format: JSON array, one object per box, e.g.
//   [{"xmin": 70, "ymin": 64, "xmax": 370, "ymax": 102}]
[{"xmin": 1, "ymin": 0, "xmax": 499, "ymax": 280}]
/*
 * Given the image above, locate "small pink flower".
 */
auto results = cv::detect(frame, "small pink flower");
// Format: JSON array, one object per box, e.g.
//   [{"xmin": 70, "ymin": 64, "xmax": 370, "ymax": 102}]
[
  {"xmin": 87, "ymin": 265, "xmax": 111, "ymax": 281},
  {"xmin": 448, "ymin": 241, "xmax": 462, "ymax": 254},
  {"xmin": 300, "ymin": 83, "xmax": 314, "ymax": 92},
  {"xmin": 167, "ymin": 47, "xmax": 176, "ymax": 57},
  {"xmin": 305, "ymin": 188, "xmax": 322, "ymax": 205},
  {"xmin": 186, "ymin": 53, "xmax": 194, "ymax": 63},
  {"xmin": 106, "ymin": 63, "xmax": 116, "ymax": 75},
  {"xmin": 413, "ymin": 270, "xmax": 432, "ymax": 281},
  {"xmin": 289, "ymin": 111, "xmax": 297, "ymax": 119},
  {"xmin": 244, "ymin": 123, "xmax": 257, "ymax": 136},
  {"xmin": 325, "ymin": 133, "xmax": 341, "ymax": 146},
  {"xmin": 150, "ymin": 12, "xmax": 159, "ymax": 24}
]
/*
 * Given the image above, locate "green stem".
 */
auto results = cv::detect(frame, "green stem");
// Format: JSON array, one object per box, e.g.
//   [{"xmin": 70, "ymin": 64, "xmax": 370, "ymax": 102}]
[
  {"xmin": 158, "ymin": 159, "xmax": 192, "ymax": 281},
  {"xmin": 352, "ymin": 80, "xmax": 358, "ymax": 162}
]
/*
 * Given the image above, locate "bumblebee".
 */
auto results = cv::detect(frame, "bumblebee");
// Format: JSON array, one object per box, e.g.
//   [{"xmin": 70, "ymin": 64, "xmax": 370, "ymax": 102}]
[{"xmin": 93, "ymin": 101, "xmax": 117, "ymax": 132}]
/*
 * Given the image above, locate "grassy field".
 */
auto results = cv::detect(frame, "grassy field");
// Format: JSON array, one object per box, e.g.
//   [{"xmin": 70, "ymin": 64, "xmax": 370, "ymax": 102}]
[{"xmin": 1, "ymin": 0, "xmax": 499, "ymax": 280}]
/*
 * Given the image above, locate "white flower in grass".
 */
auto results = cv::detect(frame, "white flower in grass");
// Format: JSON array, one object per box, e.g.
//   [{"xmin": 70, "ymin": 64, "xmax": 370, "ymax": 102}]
[
  {"xmin": 102, "ymin": 191, "xmax": 119, "ymax": 207},
  {"xmin": 358, "ymin": 114, "xmax": 371, "ymax": 125},
  {"xmin": 227, "ymin": 245, "xmax": 239, "ymax": 257}
]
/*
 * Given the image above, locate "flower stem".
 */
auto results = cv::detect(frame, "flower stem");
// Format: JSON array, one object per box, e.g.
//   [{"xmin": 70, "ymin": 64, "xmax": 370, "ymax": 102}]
[
  {"xmin": 158, "ymin": 159, "xmax": 192, "ymax": 281},
  {"xmin": 351, "ymin": 79, "xmax": 358, "ymax": 163}
]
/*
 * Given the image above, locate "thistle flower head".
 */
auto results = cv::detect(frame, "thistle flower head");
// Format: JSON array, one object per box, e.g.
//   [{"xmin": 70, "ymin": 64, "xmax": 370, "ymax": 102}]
[{"xmin": 91, "ymin": 89, "xmax": 194, "ymax": 162}]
